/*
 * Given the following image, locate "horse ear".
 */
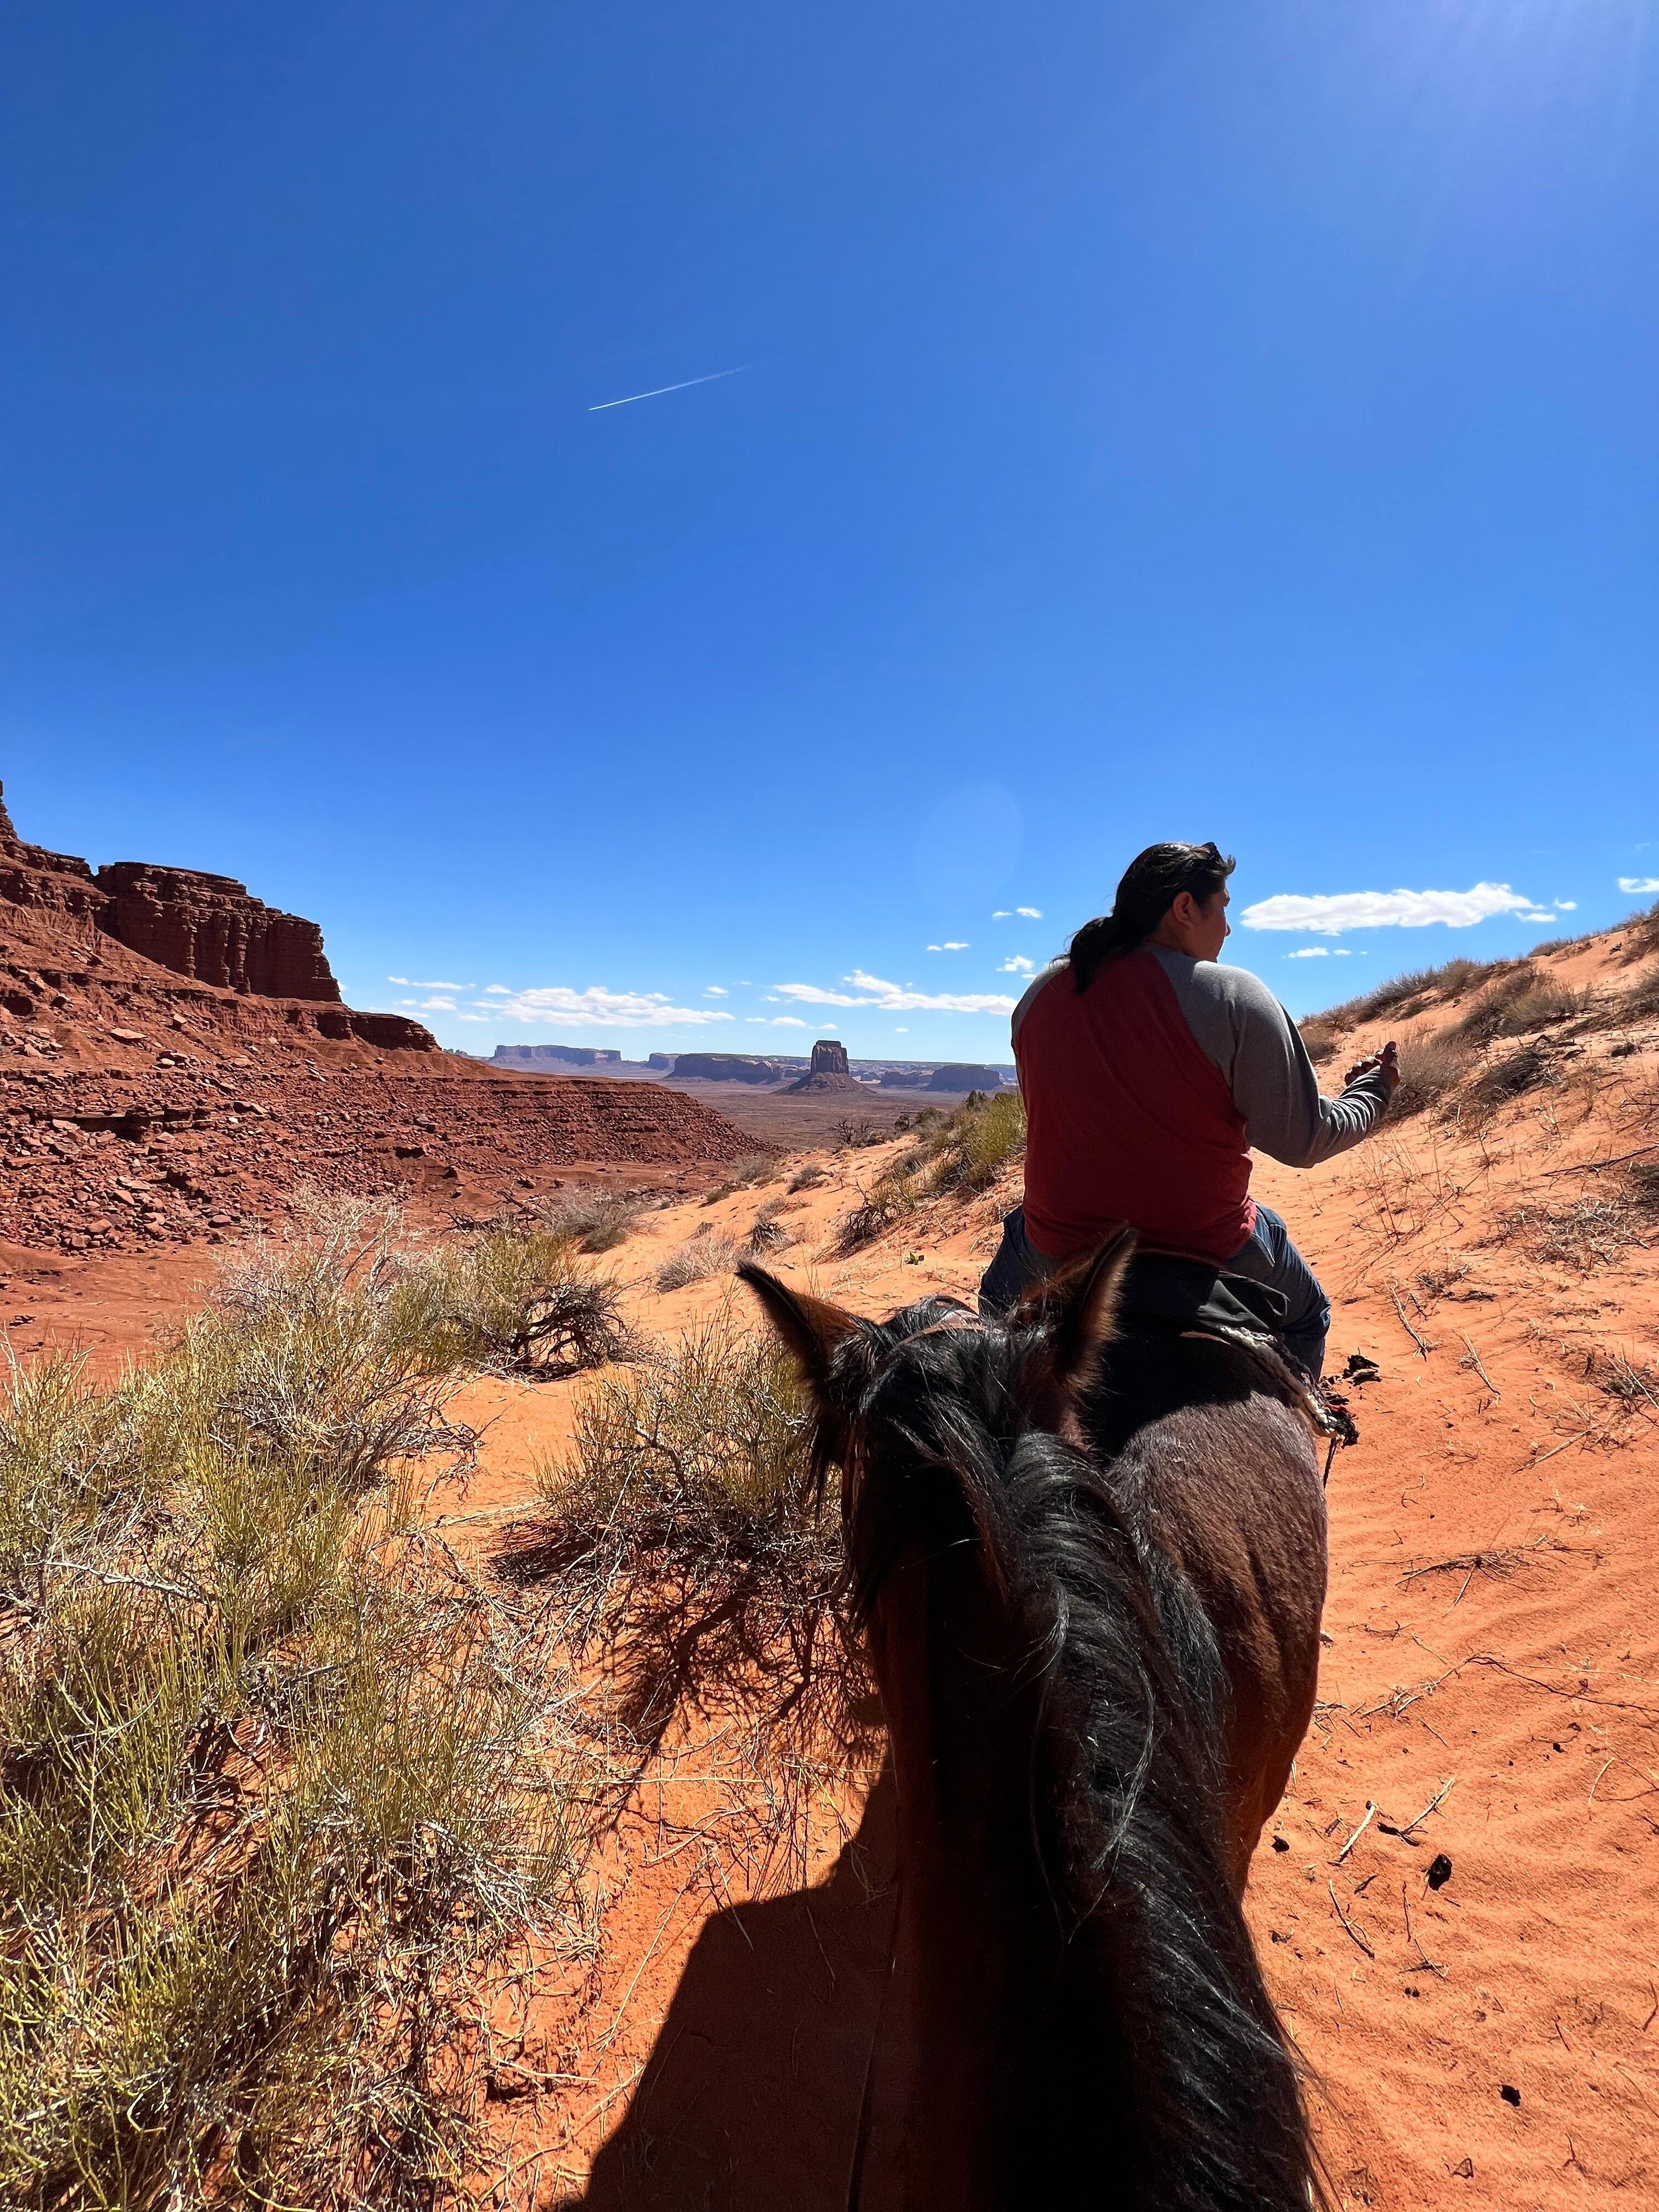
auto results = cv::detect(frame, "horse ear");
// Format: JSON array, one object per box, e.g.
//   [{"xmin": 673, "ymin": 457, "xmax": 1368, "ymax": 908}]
[
  {"xmin": 737, "ymin": 1263, "xmax": 863, "ymax": 1398},
  {"xmin": 1018, "ymin": 1225, "xmax": 1137, "ymax": 1391}
]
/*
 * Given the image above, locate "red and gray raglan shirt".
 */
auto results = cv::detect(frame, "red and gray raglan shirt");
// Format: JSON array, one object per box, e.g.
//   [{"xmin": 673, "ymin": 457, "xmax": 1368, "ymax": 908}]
[{"xmin": 1011, "ymin": 947, "xmax": 1391, "ymax": 1266}]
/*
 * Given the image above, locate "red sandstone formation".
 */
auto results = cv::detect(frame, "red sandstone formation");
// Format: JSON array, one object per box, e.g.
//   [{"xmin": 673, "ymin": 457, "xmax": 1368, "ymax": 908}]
[
  {"xmin": 97, "ymin": 862, "xmax": 340, "ymax": 1001},
  {"xmin": 788, "ymin": 1037, "xmax": 861, "ymax": 1094},
  {"xmin": 0, "ymin": 786, "xmax": 759, "ymax": 1255},
  {"xmin": 0, "ymin": 783, "xmax": 340, "ymax": 1000}
]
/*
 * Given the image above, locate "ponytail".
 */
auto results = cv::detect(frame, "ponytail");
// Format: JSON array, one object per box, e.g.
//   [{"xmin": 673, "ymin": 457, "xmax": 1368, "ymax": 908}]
[{"xmin": 1069, "ymin": 840, "xmax": 1235, "ymax": 994}]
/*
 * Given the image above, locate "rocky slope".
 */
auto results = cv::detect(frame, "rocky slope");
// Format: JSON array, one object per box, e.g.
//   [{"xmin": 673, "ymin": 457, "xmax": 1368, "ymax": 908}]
[{"xmin": 0, "ymin": 793, "xmax": 758, "ymax": 1254}]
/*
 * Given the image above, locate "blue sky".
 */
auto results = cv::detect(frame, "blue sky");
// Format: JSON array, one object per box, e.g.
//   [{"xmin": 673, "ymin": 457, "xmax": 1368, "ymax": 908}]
[{"xmin": 4, "ymin": 1, "xmax": 1655, "ymax": 1060}]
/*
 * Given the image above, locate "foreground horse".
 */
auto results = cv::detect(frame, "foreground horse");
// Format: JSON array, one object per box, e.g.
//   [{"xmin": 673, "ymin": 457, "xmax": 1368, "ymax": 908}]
[{"xmin": 741, "ymin": 1229, "xmax": 1327, "ymax": 2211}]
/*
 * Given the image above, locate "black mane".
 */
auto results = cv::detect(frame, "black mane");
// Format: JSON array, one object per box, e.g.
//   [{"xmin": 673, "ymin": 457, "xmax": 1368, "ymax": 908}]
[{"xmin": 816, "ymin": 1293, "xmax": 1318, "ymax": 2212}]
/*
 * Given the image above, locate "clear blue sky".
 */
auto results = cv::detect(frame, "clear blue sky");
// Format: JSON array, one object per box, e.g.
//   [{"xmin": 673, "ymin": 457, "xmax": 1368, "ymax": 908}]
[{"xmin": 4, "ymin": 2, "xmax": 1655, "ymax": 1060}]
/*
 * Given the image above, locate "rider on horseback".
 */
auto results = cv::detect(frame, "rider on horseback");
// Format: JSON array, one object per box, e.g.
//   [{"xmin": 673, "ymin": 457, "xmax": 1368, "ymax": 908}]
[{"xmin": 979, "ymin": 840, "xmax": 1398, "ymax": 1378}]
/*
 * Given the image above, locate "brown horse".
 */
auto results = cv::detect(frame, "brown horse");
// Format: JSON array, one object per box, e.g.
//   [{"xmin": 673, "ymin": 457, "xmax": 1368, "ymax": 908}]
[{"xmin": 741, "ymin": 1228, "xmax": 1327, "ymax": 2211}]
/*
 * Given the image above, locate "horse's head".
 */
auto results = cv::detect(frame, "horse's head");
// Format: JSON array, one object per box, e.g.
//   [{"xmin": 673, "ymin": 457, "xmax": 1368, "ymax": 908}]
[{"xmin": 738, "ymin": 1228, "xmax": 1138, "ymax": 1621}]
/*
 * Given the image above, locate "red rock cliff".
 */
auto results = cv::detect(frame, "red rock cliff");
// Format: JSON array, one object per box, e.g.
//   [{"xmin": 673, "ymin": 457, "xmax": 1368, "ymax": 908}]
[
  {"xmin": 0, "ymin": 782, "xmax": 342, "ymax": 1001},
  {"xmin": 95, "ymin": 862, "xmax": 341, "ymax": 1001}
]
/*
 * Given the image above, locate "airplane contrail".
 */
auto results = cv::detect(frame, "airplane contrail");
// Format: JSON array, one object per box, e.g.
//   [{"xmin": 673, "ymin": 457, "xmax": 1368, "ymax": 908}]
[{"xmin": 588, "ymin": 365, "xmax": 749, "ymax": 412}]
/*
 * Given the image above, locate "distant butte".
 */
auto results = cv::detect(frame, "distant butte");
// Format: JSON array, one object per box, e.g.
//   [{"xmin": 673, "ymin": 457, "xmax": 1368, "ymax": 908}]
[{"xmin": 788, "ymin": 1038, "xmax": 861, "ymax": 1093}]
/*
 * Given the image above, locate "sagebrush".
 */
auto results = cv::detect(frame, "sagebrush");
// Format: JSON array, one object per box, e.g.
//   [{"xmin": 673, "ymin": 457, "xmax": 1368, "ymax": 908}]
[{"xmin": 0, "ymin": 1211, "xmax": 583, "ymax": 2211}]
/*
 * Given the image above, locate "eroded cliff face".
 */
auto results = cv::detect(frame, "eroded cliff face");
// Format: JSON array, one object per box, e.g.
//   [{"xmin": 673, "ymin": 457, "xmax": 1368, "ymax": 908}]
[
  {"xmin": 0, "ymin": 785, "xmax": 340, "ymax": 1000},
  {"xmin": 95, "ymin": 862, "xmax": 340, "ymax": 1001}
]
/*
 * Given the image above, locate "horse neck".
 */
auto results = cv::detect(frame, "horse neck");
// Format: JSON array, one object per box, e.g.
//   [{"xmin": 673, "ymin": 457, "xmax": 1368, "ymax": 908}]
[
  {"xmin": 869, "ymin": 1526, "xmax": 1142, "ymax": 2208},
  {"xmin": 865, "ymin": 1472, "xmax": 1312, "ymax": 2212}
]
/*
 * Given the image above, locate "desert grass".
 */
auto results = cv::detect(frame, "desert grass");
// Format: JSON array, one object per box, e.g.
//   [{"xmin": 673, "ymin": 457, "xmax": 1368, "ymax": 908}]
[
  {"xmin": 1312, "ymin": 956, "xmax": 1498, "ymax": 1039},
  {"xmin": 834, "ymin": 1091, "xmax": 1024, "ymax": 1253},
  {"xmin": 837, "ymin": 1170, "xmax": 919, "ymax": 1254},
  {"xmin": 702, "ymin": 1152, "xmax": 777, "ymax": 1205},
  {"xmin": 1454, "ymin": 967, "xmax": 1587, "ymax": 1045},
  {"xmin": 1498, "ymin": 1197, "xmax": 1639, "ymax": 1273},
  {"xmin": 537, "ymin": 1187, "xmax": 647, "ymax": 1254},
  {"xmin": 1617, "ymin": 896, "xmax": 1659, "ymax": 962},
  {"xmin": 787, "ymin": 1161, "xmax": 828, "ymax": 1192},
  {"xmin": 0, "ymin": 1215, "xmax": 582, "ymax": 2210},
  {"xmin": 927, "ymin": 1088, "xmax": 1027, "ymax": 1192},
  {"xmin": 1388, "ymin": 1030, "xmax": 1480, "ymax": 1120},
  {"xmin": 504, "ymin": 1302, "xmax": 871, "ymax": 1777},
  {"xmin": 654, "ymin": 1231, "xmax": 741, "ymax": 1293}
]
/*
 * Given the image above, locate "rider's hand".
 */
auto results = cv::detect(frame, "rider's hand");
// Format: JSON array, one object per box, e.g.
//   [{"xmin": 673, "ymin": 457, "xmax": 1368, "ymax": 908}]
[{"xmin": 1345, "ymin": 1040, "xmax": 1400, "ymax": 1093}]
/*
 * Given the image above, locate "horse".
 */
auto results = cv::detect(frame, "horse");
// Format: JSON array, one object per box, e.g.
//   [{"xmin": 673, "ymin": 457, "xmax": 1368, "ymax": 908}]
[{"xmin": 739, "ymin": 1226, "xmax": 1328, "ymax": 2212}]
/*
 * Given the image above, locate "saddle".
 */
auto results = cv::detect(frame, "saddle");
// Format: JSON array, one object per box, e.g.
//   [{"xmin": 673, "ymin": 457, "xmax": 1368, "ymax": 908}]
[{"xmin": 1116, "ymin": 1248, "xmax": 1289, "ymax": 1342}]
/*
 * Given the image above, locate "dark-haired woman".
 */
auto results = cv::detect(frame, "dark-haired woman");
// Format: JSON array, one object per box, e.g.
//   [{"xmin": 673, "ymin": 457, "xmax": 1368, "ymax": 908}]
[{"xmin": 979, "ymin": 842, "xmax": 1398, "ymax": 1379}]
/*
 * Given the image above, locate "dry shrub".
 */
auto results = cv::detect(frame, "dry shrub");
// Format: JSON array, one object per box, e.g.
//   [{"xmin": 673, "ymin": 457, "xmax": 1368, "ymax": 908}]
[
  {"xmin": 747, "ymin": 1201, "xmax": 797, "ymax": 1255},
  {"xmin": 0, "ymin": 1226, "xmax": 579, "ymax": 2210},
  {"xmin": 1388, "ymin": 1031, "xmax": 1479, "ymax": 1119},
  {"xmin": 788, "ymin": 1161, "xmax": 828, "ymax": 1192},
  {"xmin": 506, "ymin": 1303, "xmax": 871, "ymax": 1767},
  {"xmin": 538, "ymin": 1186, "xmax": 646, "ymax": 1253},
  {"xmin": 1618, "ymin": 898, "xmax": 1659, "ymax": 961},
  {"xmin": 837, "ymin": 1171, "xmax": 918, "ymax": 1254},
  {"xmin": 1594, "ymin": 1348, "xmax": 1659, "ymax": 1408},
  {"xmin": 703, "ymin": 1152, "xmax": 777, "ymax": 1205},
  {"xmin": 1502, "ymin": 1198, "xmax": 1636, "ymax": 1272},
  {"xmin": 834, "ymin": 1116, "xmax": 883, "ymax": 1150},
  {"xmin": 655, "ymin": 1231, "xmax": 741, "ymax": 1292},
  {"xmin": 1299, "ymin": 1019, "xmax": 1340, "ymax": 1066},
  {"xmin": 1465, "ymin": 1041, "xmax": 1555, "ymax": 1109},
  {"xmin": 1455, "ymin": 967, "xmax": 1587, "ymax": 1043},
  {"xmin": 400, "ymin": 1226, "xmax": 630, "ymax": 1376}
]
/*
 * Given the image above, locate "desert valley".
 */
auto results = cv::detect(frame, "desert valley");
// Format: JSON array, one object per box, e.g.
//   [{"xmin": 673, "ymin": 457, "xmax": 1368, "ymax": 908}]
[{"xmin": 3, "ymin": 792, "xmax": 1657, "ymax": 2210}]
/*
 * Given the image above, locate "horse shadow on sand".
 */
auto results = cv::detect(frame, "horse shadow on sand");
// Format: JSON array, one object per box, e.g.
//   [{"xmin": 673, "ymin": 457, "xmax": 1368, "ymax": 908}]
[
  {"xmin": 552, "ymin": 1763, "xmax": 898, "ymax": 2212},
  {"xmin": 491, "ymin": 1516, "xmax": 898, "ymax": 2212}
]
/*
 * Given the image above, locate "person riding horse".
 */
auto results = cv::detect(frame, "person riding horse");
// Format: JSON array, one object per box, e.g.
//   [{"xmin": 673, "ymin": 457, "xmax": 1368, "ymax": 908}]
[{"xmin": 980, "ymin": 840, "xmax": 1400, "ymax": 1379}]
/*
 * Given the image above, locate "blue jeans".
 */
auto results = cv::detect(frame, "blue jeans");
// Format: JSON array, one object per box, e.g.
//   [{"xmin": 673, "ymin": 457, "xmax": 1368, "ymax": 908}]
[
  {"xmin": 978, "ymin": 1203, "xmax": 1330, "ymax": 1379},
  {"xmin": 1221, "ymin": 1204, "xmax": 1330, "ymax": 1380}
]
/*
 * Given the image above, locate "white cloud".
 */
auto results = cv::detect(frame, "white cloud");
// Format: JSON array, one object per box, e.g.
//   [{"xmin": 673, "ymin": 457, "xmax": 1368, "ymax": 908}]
[
  {"xmin": 927, "ymin": 942, "xmax": 970, "ymax": 952},
  {"xmin": 895, "ymin": 1026, "xmax": 908, "ymax": 1034},
  {"xmin": 470, "ymin": 985, "xmax": 736, "ymax": 1029},
  {"xmin": 703, "ymin": 984, "xmax": 728, "ymax": 996},
  {"xmin": 455, "ymin": 1012, "xmax": 489, "ymax": 1023},
  {"xmin": 1618, "ymin": 876, "xmax": 1659, "ymax": 895},
  {"xmin": 388, "ymin": 975, "xmax": 471, "ymax": 990},
  {"xmin": 418, "ymin": 997, "xmax": 458, "ymax": 1011},
  {"xmin": 1241, "ymin": 882, "xmax": 1539, "ymax": 935},
  {"xmin": 997, "ymin": 955, "xmax": 1036, "ymax": 974},
  {"xmin": 1555, "ymin": 900, "xmax": 1577, "ymax": 912},
  {"xmin": 775, "ymin": 969, "xmax": 1016, "ymax": 1015},
  {"xmin": 992, "ymin": 910, "xmax": 1010, "ymax": 919},
  {"xmin": 770, "ymin": 1016, "xmax": 808, "ymax": 1028},
  {"xmin": 1285, "ymin": 947, "xmax": 1329, "ymax": 958},
  {"xmin": 1017, "ymin": 906, "xmax": 1042, "ymax": 919}
]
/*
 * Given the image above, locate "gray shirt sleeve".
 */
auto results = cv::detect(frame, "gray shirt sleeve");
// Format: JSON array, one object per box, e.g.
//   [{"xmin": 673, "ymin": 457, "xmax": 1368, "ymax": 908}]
[{"xmin": 1148, "ymin": 947, "xmax": 1390, "ymax": 1167}]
